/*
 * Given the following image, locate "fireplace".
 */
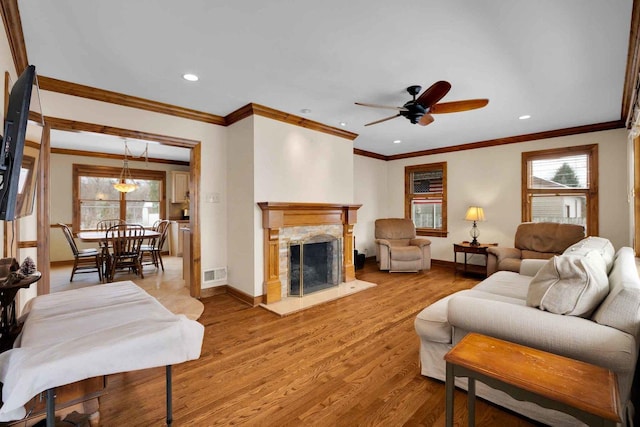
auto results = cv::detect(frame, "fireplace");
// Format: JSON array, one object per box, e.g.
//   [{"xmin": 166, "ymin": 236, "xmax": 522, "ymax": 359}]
[
  {"xmin": 258, "ymin": 202, "xmax": 361, "ymax": 304},
  {"xmin": 289, "ymin": 235, "xmax": 342, "ymax": 296}
]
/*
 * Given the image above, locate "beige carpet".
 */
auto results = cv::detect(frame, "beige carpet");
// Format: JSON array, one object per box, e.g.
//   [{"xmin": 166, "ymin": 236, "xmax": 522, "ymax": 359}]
[{"xmin": 260, "ymin": 280, "xmax": 376, "ymax": 316}]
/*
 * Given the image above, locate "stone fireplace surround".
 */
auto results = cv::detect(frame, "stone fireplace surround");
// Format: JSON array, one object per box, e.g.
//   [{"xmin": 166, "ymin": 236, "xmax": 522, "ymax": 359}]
[{"xmin": 258, "ymin": 202, "xmax": 361, "ymax": 304}]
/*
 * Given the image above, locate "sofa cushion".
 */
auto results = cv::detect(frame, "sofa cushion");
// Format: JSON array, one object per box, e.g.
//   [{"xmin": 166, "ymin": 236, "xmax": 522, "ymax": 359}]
[
  {"xmin": 592, "ymin": 247, "xmax": 640, "ymax": 336},
  {"xmin": 391, "ymin": 245, "xmax": 421, "ymax": 261},
  {"xmin": 415, "ymin": 289, "xmax": 527, "ymax": 344},
  {"xmin": 374, "ymin": 218, "xmax": 416, "ymax": 240},
  {"xmin": 563, "ymin": 236, "xmax": 615, "ymax": 273},
  {"xmin": 472, "ymin": 271, "xmax": 531, "ymax": 300},
  {"xmin": 520, "ymin": 250, "xmax": 556, "ymax": 260},
  {"xmin": 514, "ymin": 222, "xmax": 585, "ymax": 254},
  {"xmin": 526, "ymin": 252, "xmax": 609, "ymax": 317}
]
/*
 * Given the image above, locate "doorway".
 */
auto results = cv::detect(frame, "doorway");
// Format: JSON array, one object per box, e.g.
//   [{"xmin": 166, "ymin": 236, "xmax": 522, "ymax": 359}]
[{"xmin": 42, "ymin": 118, "xmax": 202, "ymax": 298}]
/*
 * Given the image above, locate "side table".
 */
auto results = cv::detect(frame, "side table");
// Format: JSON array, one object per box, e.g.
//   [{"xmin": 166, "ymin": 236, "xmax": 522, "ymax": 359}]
[
  {"xmin": 453, "ymin": 242, "xmax": 497, "ymax": 278},
  {"xmin": 0, "ymin": 271, "xmax": 41, "ymax": 352},
  {"xmin": 444, "ymin": 333, "xmax": 621, "ymax": 427}
]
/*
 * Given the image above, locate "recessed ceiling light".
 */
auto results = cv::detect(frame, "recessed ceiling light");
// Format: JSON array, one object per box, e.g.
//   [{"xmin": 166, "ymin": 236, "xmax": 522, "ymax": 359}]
[
  {"xmin": 393, "ymin": 139, "xmax": 402, "ymax": 144},
  {"xmin": 339, "ymin": 122, "xmax": 347, "ymax": 127},
  {"xmin": 300, "ymin": 108, "xmax": 312, "ymax": 114},
  {"xmin": 519, "ymin": 114, "xmax": 531, "ymax": 120},
  {"xmin": 182, "ymin": 73, "xmax": 199, "ymax": 82}
]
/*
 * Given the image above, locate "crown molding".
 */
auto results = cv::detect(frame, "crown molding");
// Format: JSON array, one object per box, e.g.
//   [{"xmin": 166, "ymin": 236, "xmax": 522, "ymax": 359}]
[
  {"xmin": 353, "ymin": 148, "xmax": 386, "ymax": 160},
  {"xmin": 225, "ymin": 103, "xmax": 359, "ymax": 141},
  {"xmin": 38, "ymin": 76, "xmax": 227, "ymax": 125},
  {"xmin": 0, "ymin": 0, "xmax": 28, "ymax": 74},
  {"xmin": 50, "ymin": 147, "xmax": 189, "ymax": 166},
  {"xmin": 44, "ymin": 116, "xmax": 200, "ymax": 148},
  {"xmin": 622, "ymin": 0, "xmax": 640, "ymax": 125},
  {"xmin": 384, "ymin": 120, "xmax": 625, "ymax": 161}
]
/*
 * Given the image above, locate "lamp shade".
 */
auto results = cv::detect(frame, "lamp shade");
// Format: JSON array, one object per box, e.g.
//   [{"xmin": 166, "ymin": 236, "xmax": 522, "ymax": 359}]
[{"xmin": 464, "ymin": 206, "xmax": 485, "ymax": 222}]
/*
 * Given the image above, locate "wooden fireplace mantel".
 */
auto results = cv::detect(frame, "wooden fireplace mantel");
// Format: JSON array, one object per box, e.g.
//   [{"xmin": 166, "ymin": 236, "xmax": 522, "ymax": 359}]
[{"xmin": 258, "ymin": 202, "xmax": 361, "ymax": 303}]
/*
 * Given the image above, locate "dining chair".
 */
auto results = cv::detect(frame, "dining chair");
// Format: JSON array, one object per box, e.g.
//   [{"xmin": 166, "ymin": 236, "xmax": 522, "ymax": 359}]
[
  {"xmin": 140, "ymin": 220, "xmax": 170, "ymax": 271},
  {"xmin": 96, "ymin": 218, "xmax": 125, "ymax": 231},
  {"xmin": 95, "ymin": 218, "xmax": 125, "ymax": 256},
  {"xmin": 59, "ymin": 223, "xmax": 103, "ymax": 282},
  {"xmin": 105, "ymin": 223, "xmax": 145, "ymax": 282}
]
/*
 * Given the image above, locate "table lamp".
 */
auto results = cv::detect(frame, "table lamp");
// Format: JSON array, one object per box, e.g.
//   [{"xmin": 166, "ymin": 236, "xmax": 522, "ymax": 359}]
[{"xmin": 464, "ymin": 206, "xmax": 485, "ymax": 246}]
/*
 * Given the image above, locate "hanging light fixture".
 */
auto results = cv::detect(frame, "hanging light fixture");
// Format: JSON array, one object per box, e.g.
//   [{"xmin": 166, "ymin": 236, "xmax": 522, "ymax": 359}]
[{"xmin": 113, "ymin": 139, "xmax": 138, "ymax": 193}]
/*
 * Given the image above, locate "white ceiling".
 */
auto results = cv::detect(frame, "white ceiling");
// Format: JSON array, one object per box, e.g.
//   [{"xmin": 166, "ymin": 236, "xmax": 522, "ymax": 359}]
[
  {"xmin": 49, "ymin": 129, "xmax": 191, "ymax": 163},
  {"xmin": 17, "ymin": 0, "xmax": 634, "ymax": 157}
]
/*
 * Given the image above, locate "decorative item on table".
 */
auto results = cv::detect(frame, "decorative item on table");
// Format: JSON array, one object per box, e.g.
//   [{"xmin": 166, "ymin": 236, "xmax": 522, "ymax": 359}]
[
  {"xmin": 464, "ymin": 206, "xmax": 485, "ymax": 246},
  {"xmin": 0, "ymin": 256, "xmax": 36, "ymax": 286}
]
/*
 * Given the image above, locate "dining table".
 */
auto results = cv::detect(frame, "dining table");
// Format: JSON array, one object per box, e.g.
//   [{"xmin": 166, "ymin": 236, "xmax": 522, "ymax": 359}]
[
  {"xmin": 77, "ymin": 229, "xmax": 161, "ymax": 282},
  {"xmin": 77, "ymin": 229, "xmax": 160, "ymax": 243}
]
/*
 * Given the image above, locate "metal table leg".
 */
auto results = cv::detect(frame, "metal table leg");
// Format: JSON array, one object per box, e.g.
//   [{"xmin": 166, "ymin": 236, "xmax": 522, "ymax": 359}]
[
  {"xmin": 166, "ymin": 365, "xmax": 173, "ymax": 425},
  {"xmin": 46, "ymin": 388, "xmax": 55, "ymax": 427},
  {"xmin": 445, "ymin": 362, "xmax": 454, "ymax": 427}
]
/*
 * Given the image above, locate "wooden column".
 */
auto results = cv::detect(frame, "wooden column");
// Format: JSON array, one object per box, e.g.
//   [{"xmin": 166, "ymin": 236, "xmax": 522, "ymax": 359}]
[{"xmin": 258, "ymin": 202, "xmax": 361, "ymax": 304}]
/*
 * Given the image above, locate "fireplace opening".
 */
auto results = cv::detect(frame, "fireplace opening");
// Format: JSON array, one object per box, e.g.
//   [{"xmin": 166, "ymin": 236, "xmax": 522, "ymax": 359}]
[{"xmin": 289, "ymin": 235, "xmax": 342, "ymax": 297}]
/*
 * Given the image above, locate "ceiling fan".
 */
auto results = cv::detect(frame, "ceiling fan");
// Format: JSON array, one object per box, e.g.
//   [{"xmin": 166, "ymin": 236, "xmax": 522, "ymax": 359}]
[{"xmin": 355, "ymin": 81, "xmax": 489, "ymax": 127}]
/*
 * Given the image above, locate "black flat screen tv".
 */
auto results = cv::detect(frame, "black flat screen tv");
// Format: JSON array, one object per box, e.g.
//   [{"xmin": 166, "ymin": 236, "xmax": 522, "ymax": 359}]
[{"xmin": 0, "ymin": 65, "xmax": 36, "ymax": 221}]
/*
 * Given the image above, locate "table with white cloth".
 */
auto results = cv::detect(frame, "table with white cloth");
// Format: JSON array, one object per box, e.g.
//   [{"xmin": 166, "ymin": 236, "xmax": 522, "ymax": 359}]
[{"xmin": 0, "ymin": 281, "xmax": 204, "ymax": 425}]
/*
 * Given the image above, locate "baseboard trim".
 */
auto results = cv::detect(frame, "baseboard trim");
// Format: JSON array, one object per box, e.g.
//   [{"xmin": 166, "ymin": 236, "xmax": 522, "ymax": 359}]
[
  {"xmin": 51, "ymin": 260, "xmax": 74, "ymax": 267},
  {"xmin": 431, "ymin": 259, "xmax": 455, "ymax": 269},
  {"xmin": 200, "ymin": 285, "xmax": 264, "ymax": 307},
  {"xmin": 199, "ymin": 286, "xmax": 227, "ymax": 299}
]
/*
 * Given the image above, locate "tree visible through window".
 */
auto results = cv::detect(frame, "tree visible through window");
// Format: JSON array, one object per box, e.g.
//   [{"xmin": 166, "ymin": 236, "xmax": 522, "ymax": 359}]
[
  {"xmin": 405, "ymin": 162, "xmax": 447, "ymax": 237},
  {"xmin": 73, "ymin": 164, "xmax": 167, "ymax": 232},
  {"xmin": 522, "ymin": 145, "xmax": 598, "ymax": 235}
]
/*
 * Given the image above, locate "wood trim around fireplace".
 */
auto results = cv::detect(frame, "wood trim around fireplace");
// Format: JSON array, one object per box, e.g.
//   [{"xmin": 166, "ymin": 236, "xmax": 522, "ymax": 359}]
[{"xmin": 258, "ymin": 202, "xmax": 361, "ymax": 304}]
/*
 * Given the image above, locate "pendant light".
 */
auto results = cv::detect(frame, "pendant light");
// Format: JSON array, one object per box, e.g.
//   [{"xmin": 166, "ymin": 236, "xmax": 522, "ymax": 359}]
[{"xmin": 113, "ymin": 139, "xmax": 138, "ymax": 193}]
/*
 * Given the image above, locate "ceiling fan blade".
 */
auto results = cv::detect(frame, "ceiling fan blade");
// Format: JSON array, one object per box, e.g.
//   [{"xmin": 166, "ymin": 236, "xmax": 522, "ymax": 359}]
[
  {"xmin": 430, "ymin": 99, "xmax": 489, "ymax": 114},
  {"xmin": 418, "ymin": 113, "xmax": 434, "ymax": 126},
  {"xmin": 364, "ymin": 114, "xmax": 401, "ymax": 126},
  {"xmin": 416, "ymin": 81, "xmax": 451, "ymax": 108},
  {"xmin": 355, "ymin": 102, "xmax": 408, "ymax": 111}
]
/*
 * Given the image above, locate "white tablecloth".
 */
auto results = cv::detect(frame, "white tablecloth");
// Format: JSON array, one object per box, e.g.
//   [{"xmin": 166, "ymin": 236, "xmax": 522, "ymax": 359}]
[{"xmin": 0, "ymin": 281, "xmax": 204, "ymax": 421}]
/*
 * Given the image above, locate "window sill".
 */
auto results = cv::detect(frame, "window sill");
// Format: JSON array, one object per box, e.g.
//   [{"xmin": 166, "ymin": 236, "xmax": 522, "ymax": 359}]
[{"xmin": 416, "ymin": 229, "xmax": 448, "ymax": 238}]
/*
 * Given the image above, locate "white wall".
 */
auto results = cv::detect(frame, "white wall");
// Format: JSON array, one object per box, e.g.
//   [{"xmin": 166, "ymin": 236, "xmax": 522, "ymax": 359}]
[
  {"xmin": 353, "ymin": 154, "xmax": 388, "ymax": 258},
  {"xmin": 226, "ymin": 116, "xmax": 255, "ymax": 296},
  {"xmin": 381, "ymin": 128, "xmax": 629, "ymax": 262},
  {"xmin": 251, "ymin": 116, "xmax": 355, "ymax": 296}
]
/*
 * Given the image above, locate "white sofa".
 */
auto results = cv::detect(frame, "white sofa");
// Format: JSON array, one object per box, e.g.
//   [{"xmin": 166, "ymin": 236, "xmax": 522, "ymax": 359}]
[{"xmin": 415, "ymin": 237, "xmax": 640, "ymax": 426}]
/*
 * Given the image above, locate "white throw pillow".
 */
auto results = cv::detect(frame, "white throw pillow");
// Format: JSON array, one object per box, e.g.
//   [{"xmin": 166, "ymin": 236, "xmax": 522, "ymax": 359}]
[{"xmin": 526, "ymin": 252, "xmax": 609, "ymax": 317}]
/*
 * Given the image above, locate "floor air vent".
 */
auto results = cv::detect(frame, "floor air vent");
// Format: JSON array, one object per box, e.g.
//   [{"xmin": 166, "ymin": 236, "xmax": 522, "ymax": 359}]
[{"xmin": 203, "ymin": 267, "xmax": 227, "ymax": 283}]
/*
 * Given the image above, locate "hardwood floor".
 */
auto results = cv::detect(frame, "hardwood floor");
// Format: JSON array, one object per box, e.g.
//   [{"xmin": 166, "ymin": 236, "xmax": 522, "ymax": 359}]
[{"xmin": 97, "ymin": 260, "xmax": 540, "ymax": 426}]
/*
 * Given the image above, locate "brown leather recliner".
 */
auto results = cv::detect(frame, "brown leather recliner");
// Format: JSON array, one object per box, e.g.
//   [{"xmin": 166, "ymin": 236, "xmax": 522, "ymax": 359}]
[
  {"xmin": 375, "ymin": 218, "xmax": 431, "ymax": 272},
  {"xmin": 486, "ymin": 222, "xmax": 585, "ymax": 276}
]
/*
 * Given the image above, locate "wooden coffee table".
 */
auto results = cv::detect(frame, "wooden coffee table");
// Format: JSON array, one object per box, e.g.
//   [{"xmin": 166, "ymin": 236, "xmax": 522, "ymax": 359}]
[{"xmin": 444, "ymin": 333, "xmax": 622, "ymax": 427}]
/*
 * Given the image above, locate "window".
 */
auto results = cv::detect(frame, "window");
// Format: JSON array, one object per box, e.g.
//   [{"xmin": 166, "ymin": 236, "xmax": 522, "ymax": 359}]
[
  {"xmin": 405, "ymin": 162, "xmax": 447, "ymax": 237},
  {"xmin": 73, "ymin": 164, "xmax": 167, "ymax": 232},
  {"xmin": 522, "ymin": 144, "xmax": 598, "ymax": 235}
]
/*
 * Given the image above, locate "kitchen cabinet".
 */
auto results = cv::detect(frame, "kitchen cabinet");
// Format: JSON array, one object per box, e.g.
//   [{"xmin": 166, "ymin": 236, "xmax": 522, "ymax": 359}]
[
  {"xmin": 169, "ymin": 220, "xmax": 189, "ymax": 256},
  {"xmin": 171, "ymin": 171, "xmax": 190, "ymax": 203}
]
